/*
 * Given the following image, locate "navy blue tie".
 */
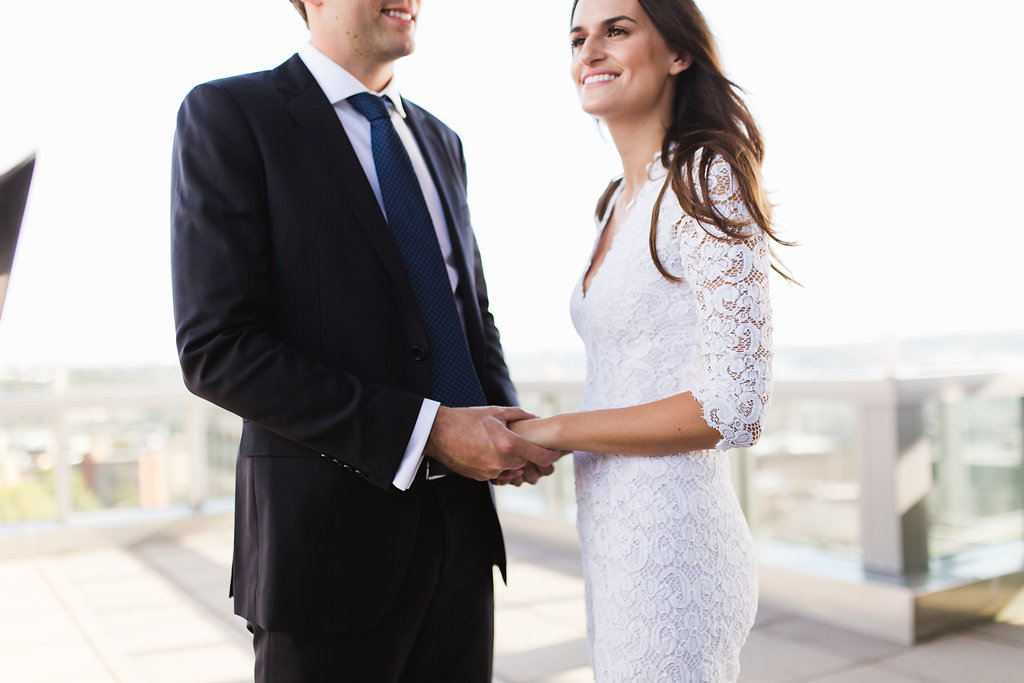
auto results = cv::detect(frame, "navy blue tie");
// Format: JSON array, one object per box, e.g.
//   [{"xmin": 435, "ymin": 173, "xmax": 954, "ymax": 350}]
[{"xmin": 348, "ymin": 93, "xmax": 486, "ymax": 411}]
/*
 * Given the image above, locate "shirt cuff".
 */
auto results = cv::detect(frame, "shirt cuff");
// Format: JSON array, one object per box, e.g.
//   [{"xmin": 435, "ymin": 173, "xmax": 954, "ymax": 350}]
[{"xmin": 392, "ymin": 399, "xmax": 441, "ymax": 491}]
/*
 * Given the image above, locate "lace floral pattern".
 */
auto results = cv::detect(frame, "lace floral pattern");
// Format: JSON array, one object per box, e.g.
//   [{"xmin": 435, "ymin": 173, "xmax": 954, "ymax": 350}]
[{"xmin": 570, "ymin": 154, "xmax": 770, "ymax": 681}]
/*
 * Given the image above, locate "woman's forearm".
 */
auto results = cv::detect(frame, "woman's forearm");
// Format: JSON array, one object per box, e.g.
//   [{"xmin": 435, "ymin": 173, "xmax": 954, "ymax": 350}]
[{"xmin": 511, "ymin": 392, "xmax": 721, "ymax": 456}]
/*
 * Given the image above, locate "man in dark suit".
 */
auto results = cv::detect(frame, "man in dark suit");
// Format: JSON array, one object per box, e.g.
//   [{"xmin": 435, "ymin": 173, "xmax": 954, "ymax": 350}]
[{"xmin": 170, "ymin": 1, "xmax": 560, "ymax": 680}]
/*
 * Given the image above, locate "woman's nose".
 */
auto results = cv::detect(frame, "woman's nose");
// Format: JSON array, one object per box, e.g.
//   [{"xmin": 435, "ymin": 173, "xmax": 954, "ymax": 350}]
[{"xmin": 577, "ymin": 38, "xmax": 603, "ymax": 65}]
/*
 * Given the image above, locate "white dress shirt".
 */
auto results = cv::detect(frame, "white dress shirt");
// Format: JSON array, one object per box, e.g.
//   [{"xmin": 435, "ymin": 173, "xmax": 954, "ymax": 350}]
[{"xmin": 298, "ymin": 42, "xmax": 455, "ymax": 491}]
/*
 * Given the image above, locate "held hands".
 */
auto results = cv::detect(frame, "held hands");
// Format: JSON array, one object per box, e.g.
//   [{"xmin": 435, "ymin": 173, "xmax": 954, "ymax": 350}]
[
  {"xmin": 423, "ymin": 406, "xmax": 563, "ymax": 483},
  {"xmin": 492, "ymin": 462, "xmax": 555, "ymax": 487},
  {"xmin": 494, "ymin": 417, "xmax": 566, "ymax": 486}
]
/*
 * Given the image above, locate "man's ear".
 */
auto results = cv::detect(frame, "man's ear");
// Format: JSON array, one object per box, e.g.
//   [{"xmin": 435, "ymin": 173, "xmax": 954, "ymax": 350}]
[{"xmin": 670, "ymin": 52, "xmax": 693, "ymax": 75}]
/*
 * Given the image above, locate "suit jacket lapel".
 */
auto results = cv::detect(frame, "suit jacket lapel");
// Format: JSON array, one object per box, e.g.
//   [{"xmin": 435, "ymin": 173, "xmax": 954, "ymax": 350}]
[{"xmin": 273, "ymin": 56, "xmax": 419, "ymax": 311}]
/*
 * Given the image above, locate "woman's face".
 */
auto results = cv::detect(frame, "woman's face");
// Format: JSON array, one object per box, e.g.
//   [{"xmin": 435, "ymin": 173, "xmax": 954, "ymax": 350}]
[{"xmin": 570, "ymin": 0, "xmax": 688, "ymax": 123}]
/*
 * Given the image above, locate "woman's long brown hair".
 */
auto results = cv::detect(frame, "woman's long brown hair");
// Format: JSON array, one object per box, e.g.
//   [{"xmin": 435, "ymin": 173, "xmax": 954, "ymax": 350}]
[{"xmin": 574, "ymin": 0, "xmax": 796, "ymax": 282}]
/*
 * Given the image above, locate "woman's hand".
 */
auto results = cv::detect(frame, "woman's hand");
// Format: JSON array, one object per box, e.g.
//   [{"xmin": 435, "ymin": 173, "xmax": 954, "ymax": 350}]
[{"xmin": 508, "ymin": 417, "xmax": 563, "ymax": 451}]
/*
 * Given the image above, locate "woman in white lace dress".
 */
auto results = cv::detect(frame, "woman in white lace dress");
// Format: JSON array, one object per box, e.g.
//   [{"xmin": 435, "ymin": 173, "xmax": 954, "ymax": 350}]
[{"xmin": 508, "ymin": 0, "xmax": 794, "ymax": 679}]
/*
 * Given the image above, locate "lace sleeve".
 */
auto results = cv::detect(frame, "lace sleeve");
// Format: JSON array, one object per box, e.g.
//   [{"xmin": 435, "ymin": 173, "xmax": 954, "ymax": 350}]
[{"xmin": 678, "ymin": 156, "xmax": 773, "ymax": 449}]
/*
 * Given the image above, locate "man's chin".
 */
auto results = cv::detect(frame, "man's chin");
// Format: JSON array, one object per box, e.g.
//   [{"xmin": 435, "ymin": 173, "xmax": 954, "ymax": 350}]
[
  {"xmin": 394, "ymin": 38, "xmax": 416, "ymax": 59},
  {"xmin": 376, "ymin": 36, "xmax": 415, "ymax": 62}
]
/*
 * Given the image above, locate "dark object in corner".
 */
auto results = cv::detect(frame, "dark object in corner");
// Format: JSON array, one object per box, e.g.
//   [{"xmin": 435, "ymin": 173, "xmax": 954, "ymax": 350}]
[{"xmin": 0, "ymin": 153, "xmax": 35, "ymax": 319}]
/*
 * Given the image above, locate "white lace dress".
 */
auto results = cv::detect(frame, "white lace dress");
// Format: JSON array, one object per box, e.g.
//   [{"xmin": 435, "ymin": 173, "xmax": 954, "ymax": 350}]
[{"xmin": 570, "ymin": 155, "xmax": 771, "ymax": 681}]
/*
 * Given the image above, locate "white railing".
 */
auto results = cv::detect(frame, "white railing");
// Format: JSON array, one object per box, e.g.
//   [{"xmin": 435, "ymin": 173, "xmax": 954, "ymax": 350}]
[{"xmin": 2, "ymin": 371, "xmax": 1023, "ymax": 580}]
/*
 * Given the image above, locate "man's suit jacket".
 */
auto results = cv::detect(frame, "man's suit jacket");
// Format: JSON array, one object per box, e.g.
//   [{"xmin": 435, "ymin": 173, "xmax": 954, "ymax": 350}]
[{"xmin": 171, "ymin": 55, "xmax": 516, "ymax": 633}]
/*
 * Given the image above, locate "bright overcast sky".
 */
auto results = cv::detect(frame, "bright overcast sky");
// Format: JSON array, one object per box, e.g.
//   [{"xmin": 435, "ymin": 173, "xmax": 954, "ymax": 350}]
[{"xmin": 1, "ymin": 0, "xmax": 1022, "ymax": 367}]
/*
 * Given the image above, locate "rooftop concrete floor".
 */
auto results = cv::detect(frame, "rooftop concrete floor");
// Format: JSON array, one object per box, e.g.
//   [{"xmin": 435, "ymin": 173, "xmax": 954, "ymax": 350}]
[{"xmin": 2, "ymin": 515, "xmax": 1024, "ymax": 683}]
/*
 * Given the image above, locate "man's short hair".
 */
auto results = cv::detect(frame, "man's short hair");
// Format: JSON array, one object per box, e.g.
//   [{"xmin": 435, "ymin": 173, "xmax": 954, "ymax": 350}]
[{"xmin": 288, "ymin": 0, "xmax": 308, "ymax": 26}]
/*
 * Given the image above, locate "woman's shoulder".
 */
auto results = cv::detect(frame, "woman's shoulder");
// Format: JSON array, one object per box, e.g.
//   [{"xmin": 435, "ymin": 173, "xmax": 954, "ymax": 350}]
[
  {"xmin": 680, "ymin": 148, "xmax": 741, "ymax": 202},
  {"xmin": 670, "ymin": 148, "xmax": 760, "ymax": 240}
]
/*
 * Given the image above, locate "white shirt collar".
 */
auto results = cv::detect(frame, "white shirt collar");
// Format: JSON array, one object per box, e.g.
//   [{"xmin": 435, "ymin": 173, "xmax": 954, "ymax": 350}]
[{"xmin": 297, "ymin": 42, "xmax": 407, "ymax": 118}]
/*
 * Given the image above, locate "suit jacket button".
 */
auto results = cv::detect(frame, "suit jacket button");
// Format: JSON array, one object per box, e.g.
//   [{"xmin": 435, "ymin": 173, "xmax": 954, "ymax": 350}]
[{"xmin": 410, "ymin": 346, "xmax": 426, "ymax": 361}]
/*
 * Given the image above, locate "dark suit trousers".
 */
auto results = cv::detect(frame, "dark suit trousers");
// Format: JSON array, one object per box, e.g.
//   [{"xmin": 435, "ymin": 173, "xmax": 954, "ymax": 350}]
[{"xmin": 251, "ymin": 475, "xmax": 495, "ymax": 682}]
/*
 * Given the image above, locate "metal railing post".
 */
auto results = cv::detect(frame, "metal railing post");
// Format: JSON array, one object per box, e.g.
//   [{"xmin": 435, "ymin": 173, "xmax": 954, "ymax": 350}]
[
  {"xmin": 52, "ymin": 378, "xmax": 72, "ymax": 525},
  {"xmin": 858, "ymin": 379, "xmax": 931, "ymax": 577}
]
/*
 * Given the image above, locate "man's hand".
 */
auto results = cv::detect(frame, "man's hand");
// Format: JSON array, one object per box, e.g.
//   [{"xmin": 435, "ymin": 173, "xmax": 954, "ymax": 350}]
[
  {"xmin": 492, "ymin": 462, "xmax": 556, "ymax": 487},
  {"xmin": 423, "ymin": 406, "xmax": 564, "ymax": 482}
]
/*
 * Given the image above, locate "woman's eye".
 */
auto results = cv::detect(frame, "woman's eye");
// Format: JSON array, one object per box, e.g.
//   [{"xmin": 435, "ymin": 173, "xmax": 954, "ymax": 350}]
[
  {"xmin": 608, "ymin": 26, "xmax": 628, "ymax": 37},
  {"xmin": 570, "ymin": 36, "xmax": 586, "ymax": 50}
]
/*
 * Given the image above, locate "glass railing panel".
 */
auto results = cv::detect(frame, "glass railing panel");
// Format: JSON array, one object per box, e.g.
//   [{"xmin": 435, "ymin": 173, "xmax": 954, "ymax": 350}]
[
  {"xmin": 926, "ymin": 396, "xmax": 1024, "ymax": 559},
  {"xmin": 0, "ymin": 412, "xmax": 58, "ymax": 523},
  {"xmin": 205, "ymin": 406, "xmax": 242, "ymax": 499},
  {"xmin": 740, "ymin": 397, "xmax": 861, "ymax": 557},
  {"xmin": 64, "ymin": 405, "xmax": 191, "ymax": 512}
]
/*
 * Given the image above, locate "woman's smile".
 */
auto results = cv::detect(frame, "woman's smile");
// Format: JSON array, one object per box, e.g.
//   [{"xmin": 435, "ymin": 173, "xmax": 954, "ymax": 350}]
[{"xmin": 582, "ymin": 70, "xmax": 621, "ymax": 87}]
